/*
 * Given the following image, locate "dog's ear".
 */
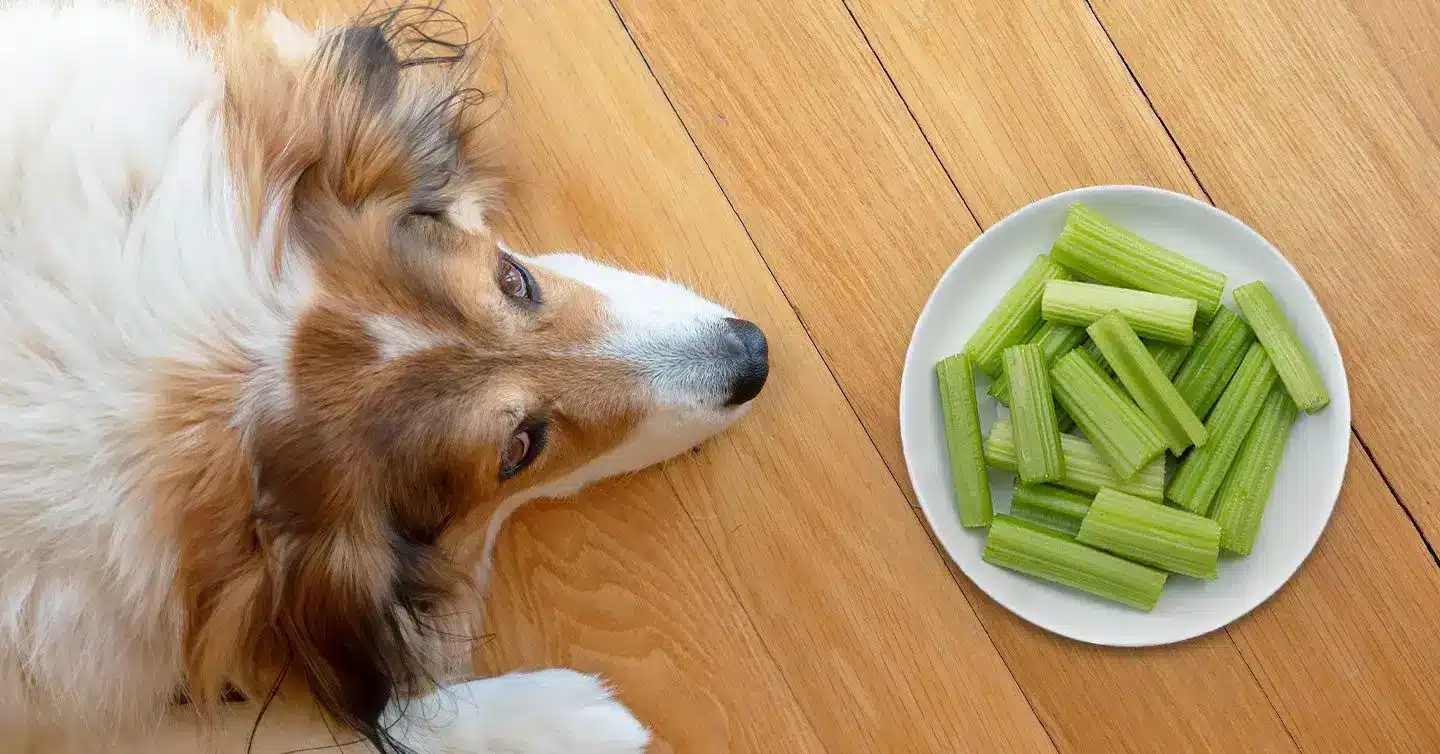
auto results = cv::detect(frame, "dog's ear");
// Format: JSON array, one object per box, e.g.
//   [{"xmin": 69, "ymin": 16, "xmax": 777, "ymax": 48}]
[
  {"xmin": 292, "ymin": 5, "xmax": 498, "ymax": 220},
  {"xmin": 249, "ymin": 418, "xmax": 459, "ymax": 754}
]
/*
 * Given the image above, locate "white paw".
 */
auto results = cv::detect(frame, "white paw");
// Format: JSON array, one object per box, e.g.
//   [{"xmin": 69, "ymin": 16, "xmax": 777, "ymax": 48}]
[{"xmin": 411, "ymin": 669, "xmax": 650, "ymax": 754}]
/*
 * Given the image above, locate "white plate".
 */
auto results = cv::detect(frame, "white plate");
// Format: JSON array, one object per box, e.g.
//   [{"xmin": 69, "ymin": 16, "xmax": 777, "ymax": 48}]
[{"xmin": 899, "ymin": 185, "xmax": 1350, "ymax": 646}]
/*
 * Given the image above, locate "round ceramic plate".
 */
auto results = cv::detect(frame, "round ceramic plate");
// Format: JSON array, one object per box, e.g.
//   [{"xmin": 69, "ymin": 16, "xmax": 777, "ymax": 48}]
[{"xmin": 899, "ymin": 185, "xmax": 1350, "ymax": 646}]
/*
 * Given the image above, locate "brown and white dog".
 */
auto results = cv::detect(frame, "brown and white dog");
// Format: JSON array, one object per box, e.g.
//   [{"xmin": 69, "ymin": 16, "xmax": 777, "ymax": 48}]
[{"xmin": 0, "ymin": 1, "xmax": 767, "ymax": 751}]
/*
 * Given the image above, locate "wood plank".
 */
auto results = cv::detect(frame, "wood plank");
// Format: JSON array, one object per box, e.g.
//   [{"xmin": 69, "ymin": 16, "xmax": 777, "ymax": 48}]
[
  {"xmin": 843, "ymin": 0, "xmax": 1201, "ymax": 221},
  {"xmin": 1091, "ymin": 0, "xmax": 1440, "ymax": 544},
  {"xmin": 478, "ymin": 475, "xmax": 824, "ymax": 754},
  {"xmin": 1227, "ymin": 437, "xmax": 1440, "ymax": 751},
  {"xmin": 1347, "ymin": 0, "xmax": 1440, "ymax": 137},
  {"xmin": 467, "ymin": 1, "xmax": 1055, "ymax": 751},
  {"xmin": 607, "ymin": 0, "xmax": 1298, "ymax": 751}
]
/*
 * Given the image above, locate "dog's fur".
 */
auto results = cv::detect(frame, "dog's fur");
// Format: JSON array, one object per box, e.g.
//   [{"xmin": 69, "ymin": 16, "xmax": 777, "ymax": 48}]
[{"xmin": 0, "ymin": 2, "xmax": 766, "ymax": 751}]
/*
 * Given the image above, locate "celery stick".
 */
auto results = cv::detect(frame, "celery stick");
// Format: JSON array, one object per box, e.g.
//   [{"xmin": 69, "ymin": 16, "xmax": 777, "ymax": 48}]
[
  {"xmin": 1087, "ymin": 313, "xmax": 1207, "ymax": 455},
  {"xmin": 1147, "ymin": 341, "xmax": 1192, "ymax": 380},
  {"xmin": 990, "ymin": 322, "xmax": 1087, "ymax": 404},
  {"xmin": 1232, "ymin": 281, "xmax": 1329, "ymax": 413},
  {"xmin": 1042, "ymin": 280, "xmax": 1197, "ymax": 345},
  {"xmin": 1049, "ymin": 349, "xmax": 1167, "ymax": 480},
  {"xmin": 1172, "ymin": 306, "xmax": 1255, "ymax": 420},
  {"xmin": 1004, "ymin": 345, "xmax": 1065, "ymax": 484},
  {"xmin": 1167, "ymin": 344, "xmax": 1279, "ymax": 515},
  {"xmin": 985, "ymin": 421, "xmax": 1164, "ymax": 501},
  {"xmin": 965, "ymin": 255, "xmax": 1073, "ymax": 378},
  {"xmin": 1051, "ymin": 202, "xmax": 1227, "ymax": 318},
  {"xmin": 1077, "ymin": 488, "xmax": 1221, "ymax": 580},
  {"xmin": 1011, "ymin": 484, "xmax": 1092, "ymax": 537},
  {"xmin": 936, "ymin": 352, "xmax": 992, "ymax": 527},
  {"xmin": 1211, "ymin": 387, "xmax": 1298, "ymax": 555},
  {"xmin": 983, "ymin": 515, "xmax": 1167, "ymax": 611}
]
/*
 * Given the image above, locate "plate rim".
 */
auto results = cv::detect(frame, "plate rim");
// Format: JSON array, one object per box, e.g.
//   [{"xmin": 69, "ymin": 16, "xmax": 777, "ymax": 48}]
[{"xmin": 898, "ymin": 184, "xmax": 1351, "ymax": 647}]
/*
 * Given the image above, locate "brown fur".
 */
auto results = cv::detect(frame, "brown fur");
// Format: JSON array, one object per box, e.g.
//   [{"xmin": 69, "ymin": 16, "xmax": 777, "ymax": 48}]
[{"xmin": 144, "ymin": 7, "xmax": 647, "ymax": 752}]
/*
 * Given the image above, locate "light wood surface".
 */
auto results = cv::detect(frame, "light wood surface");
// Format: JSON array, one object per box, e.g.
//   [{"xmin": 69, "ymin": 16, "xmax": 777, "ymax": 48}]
[{"xmin": 213, "ymin": 0, "xmax": 1439, "ymax": 750}]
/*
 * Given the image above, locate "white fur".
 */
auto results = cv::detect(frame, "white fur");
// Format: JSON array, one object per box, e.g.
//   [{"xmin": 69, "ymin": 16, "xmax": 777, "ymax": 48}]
[{"xmin": 0, "ymin": 2, "xmax": 748, "ymax": 751}]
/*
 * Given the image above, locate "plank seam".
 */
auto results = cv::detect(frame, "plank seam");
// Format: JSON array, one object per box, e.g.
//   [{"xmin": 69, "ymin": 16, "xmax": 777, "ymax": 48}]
[
  {"xmin": 597, "ymin": 0, "xmax": 866, "ymax": 747},
  {"xmin": 1074, "ymin": 4, "xmax": 1305, "ymax": 747},
  {"xmin": 604, "ymin": 1, "xmax": 1062, "ymax": 748},
  {"xmin": 1354, "ymin": 429, "xmax": 1440, "ymax": 567},
  {"xmin": 1073, "ymin": 4, "xmax": 1435, "ymax": 751},
  {"xmin": 836, "ymin": 0, "xmax": 983, "ymax": 233},
  {"xmin": 1079, "ymin": 0, "xmax": 1438, "ymax": 568},
  {"xmin": 829, "ymin": 3, "xmax": 1074, "ymax": 750}
]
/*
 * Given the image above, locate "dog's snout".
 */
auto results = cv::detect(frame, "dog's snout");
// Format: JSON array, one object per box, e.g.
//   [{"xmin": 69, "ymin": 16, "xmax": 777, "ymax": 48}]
[{"xmin": 723, "ymin": 318, "xmax": 769, "ymax": 406}]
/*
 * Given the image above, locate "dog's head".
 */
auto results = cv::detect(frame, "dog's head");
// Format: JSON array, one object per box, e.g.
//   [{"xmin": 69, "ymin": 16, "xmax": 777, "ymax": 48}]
[{"xmin": 172, "ymin": 7, "xmax": 765, "ymax": 750}]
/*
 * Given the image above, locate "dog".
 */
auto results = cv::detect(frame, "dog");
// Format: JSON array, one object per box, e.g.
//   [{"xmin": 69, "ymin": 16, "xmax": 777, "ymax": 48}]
[{"xmin": 0, "ymin": 1, "xmax": 768, "ymax": 751}]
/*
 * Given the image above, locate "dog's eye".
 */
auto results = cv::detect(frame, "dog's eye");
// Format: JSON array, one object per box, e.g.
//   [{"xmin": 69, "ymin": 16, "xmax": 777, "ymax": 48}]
[
  {"xmin": 498, "ymin": 257, "xmax": 539, "ymax": 304},
  {"xmin": 500, "ymin": 420, "xmax": 547, "ymax": 479}
]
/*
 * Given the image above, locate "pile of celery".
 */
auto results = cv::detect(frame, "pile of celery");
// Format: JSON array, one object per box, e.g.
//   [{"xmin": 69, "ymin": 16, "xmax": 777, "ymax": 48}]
[{"xmin": 937, "ymin": 203, "xmax": 1328, "ymax": 610}]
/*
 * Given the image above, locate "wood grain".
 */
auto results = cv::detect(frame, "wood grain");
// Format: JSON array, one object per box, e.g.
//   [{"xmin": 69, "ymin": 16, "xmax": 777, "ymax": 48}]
[
  {"xmin": 466, "ymin": 1, "xmax": 1055, "ymax": 751},
  {"xmin": 842, "ymin": 0, "xmax": 1201, "ymax": 221},
  {"xmin": 613, "ymin": 0, "xmax": 974, "ymax": 488},
  {"xmin": 1228, "ymin": 438, "xmax": 1440, "ymax": 751},
  {"xmin": 1091, "ymin": 0, "xmax": 1440, "ymax": 545},
  {"xmin": 478, "ymin": 474, "xmax": 824, "ymax": 754},
  {"xmin": 608, "ymin": 0, "xmax": 1299, "ymax": 750}
]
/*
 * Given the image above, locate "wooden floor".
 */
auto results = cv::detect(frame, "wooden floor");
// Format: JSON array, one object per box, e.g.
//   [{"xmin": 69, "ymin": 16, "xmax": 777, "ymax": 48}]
[{"xmin": 247, "ymin": 0, "xmax": 1439, "ymax": 751}]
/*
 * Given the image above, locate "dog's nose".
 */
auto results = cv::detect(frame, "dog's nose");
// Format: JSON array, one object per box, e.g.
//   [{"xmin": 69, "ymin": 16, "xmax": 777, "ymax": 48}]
[{"xmin": 723, "ymin": 318, "xmax": 769, "ymax": 406}]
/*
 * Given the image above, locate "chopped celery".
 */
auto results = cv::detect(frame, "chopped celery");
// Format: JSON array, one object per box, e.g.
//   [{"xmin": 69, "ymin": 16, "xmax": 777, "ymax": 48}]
[
  {"xmin": 1212, "ymin": 387, "xmax": 1298, "ymax": 555},
  {"xmin": 1011, "ymin": 484, "xmax": 1092, "ymax": 537},
  {"xmin": 1232, "ymin": 281, "xmax": 1329, "ymax": 413},
  {"xmin": 1167, "ymin": 344, "xmax": 1279, "ymax": 515},
  {"xmin": 1147, "ymin": 341, "xmax": 1192, "ymax": 380},
  {"xmin": 1042, "ymin": 280, "xmax": 1197, "ymax": 345},
  {"xmin": 1081, "ymin": 339, "xmax": 1114, "ymax": 377},
  {"xmin": 1051, "ymin": 202, "xmax": 1226, "ymax": 318},
  {"xmin": 965, "ymin": 255, "xmax": 1073, "ymax": 378},
  {"xmin": 1049, "ymin": 349, "xmax": 1167, "ymax": 480},
  {"xmin": 1004, "ymin": 345, "xmax": 1065, "ymax": 484},
  {"xmin": 1087, "ymin": 313, "xmax": 1207, "ymax": 455},
  {"xmin": 990, "ymin": 322, "xmax": 1087, "ymax": 404},
  {"xmin": 1078, "ymin": 488, "xmax": 1221, "ymax": 580},
  {"xmin": 936, "ymin": 352, "xmax": 993, "ymax": 527},
  {"xmin": 1172, "ymin": 305, "xmax": 1255, "ymax": 420},
  {"xmin": 985, "ymin": 421, "xmax": 1164, "ymax": 501},
  {"xmin": 983, "ymin": 515, "xmax": 1167, "ymax": 611}
]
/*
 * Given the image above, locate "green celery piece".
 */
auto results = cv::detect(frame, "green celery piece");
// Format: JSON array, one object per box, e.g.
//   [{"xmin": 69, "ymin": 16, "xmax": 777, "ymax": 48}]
[
  {"xmin": 1042, "ymin": 280, "xmax": 1197, "ymax": 345},
  {"xmin": 1232, "ymin": 281, "xmax": 1329, "ymax": 413},
  {"xmin": 990, "ymin": 322, "xmax": 1087, "ymax": 404},
  {"xmin": 1077, "ymin": 488, "xmax": 1221, "ymax": 580},
  {"xmin": 1049, "ymin": 349, "xmax": 1167, "ymax": 480},
  {"xmin": 936, "ymin": 352, "xmax": 992, "ymax": 527},
  {"xmin": 1004, "ymin": 345, "xmax": 1066, "ymax": 484},
  {"xmin": 1011, "ymin": 483, "xmax": 1092, "ymax": 537},
  {"xmin": 983, "ymin": 515, "xmax": 1167, "ymax": 611},
  {"xmin": 1146, "ymin": 309, "xmax": 1206, "ymax": 378},
  {"xmin": 965, "ymin": 255, "xmax": 1073, "ymax": 378},
  {"xmin": 1050, "ymin": 202, "xmax": 1227, "ymax": 318},
  {"xmin": 1172, "ymin": 305, "xmax": 1255, "ymax": 420},
  {"xmin": 1147, "ymin": 341, "xmax": 1192, "ymax": 380},
  {"xmin": 1211, "ymin": 387, "xmax": 1299, "ymax": 555},
  {"xmin": 1087, "ymin": 313, "xmax": 1207, "ymax": 455},
  {"xmin": 984, "ymin": 420, "xmax": 1164, "ymax": 501},
  {"xmin": 1167, "ymin": 344, "xmax": 1279, "ymax": 515}
]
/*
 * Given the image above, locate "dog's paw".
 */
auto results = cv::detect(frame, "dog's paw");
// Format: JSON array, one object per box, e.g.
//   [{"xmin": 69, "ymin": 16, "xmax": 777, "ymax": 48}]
[{"xmin": 417, "ymin": 669, "xmax": 649, "ymax": 754}]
